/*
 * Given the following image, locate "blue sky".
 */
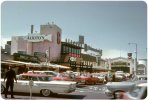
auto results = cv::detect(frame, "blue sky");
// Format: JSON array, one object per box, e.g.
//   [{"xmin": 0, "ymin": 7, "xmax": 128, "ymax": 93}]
[{"xmin": 1, "ymin": 1, "xmax": 147, "ymax": 59}]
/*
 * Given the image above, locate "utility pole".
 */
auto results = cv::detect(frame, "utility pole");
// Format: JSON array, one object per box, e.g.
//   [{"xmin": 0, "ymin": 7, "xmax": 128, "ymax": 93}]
[{"xmin": 128, "ymin": 43, "xmax": 137, "ymax": 75}]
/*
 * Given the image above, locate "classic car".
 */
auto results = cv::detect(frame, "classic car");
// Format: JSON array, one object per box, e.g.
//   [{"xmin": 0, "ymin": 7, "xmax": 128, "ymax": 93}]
[
  {"xmin": 115, "ymin": 71, "xmax": 126, "ymax": 81},
  {"xmin": 105, "ymin": 75, "xmax": 147, "ymax": 99},
  {"xmin": 92, "ymin": 73, "xmax": 106, "ymax": 84},
  {"xmin": 105, "ymin": 81, "xmax": 136, "ymax": 98},
  {"xmin": 76, "ymin": 75, "xmax": 99, "ymax": 85},
  {"xmin": 115, "ymin": 81, "xmax": 147, "ymax": 99},
  {"xmin": 52, "ymin": 73, "xmax": 75, "ymax": 81},
  {"xmin": 1, "ymin": 73, "xmax": 76, "ymax": 97}
]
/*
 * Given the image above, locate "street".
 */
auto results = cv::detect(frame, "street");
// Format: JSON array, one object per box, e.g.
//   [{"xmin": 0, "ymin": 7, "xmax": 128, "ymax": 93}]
[{"xmin": 1, "ymin": 84, "xmax": 110, "ymax": 99}]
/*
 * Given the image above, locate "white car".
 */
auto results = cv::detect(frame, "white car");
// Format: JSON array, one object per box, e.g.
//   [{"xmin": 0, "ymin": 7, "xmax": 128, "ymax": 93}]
[
  {"xmin": 1, "ymin": 73, "xmax": 76, "ymax": 97},
  {"xmin": 105, "ymin": 75, "xmax": 147, "ymax": 99},
  {"xmin": 115, "ymin": 81, "xmax": 147, "ymax": 99}
]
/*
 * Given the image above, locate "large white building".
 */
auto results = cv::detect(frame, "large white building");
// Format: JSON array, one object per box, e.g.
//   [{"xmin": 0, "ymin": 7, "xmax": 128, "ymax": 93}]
[{"xmin": 106, "ymin": 57, "xmax": 134, "ymax": 74}]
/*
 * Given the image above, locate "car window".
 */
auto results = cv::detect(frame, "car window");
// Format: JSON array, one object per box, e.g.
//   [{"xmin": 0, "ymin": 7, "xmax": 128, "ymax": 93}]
[
  {"xmin": 30, "ymin": 76, "xmax": 38, "ymax": 81},
  {"xmin": 20, "ymin": 75, "xmax": 29, "ymax": 80},
  {"xmin": 38, "ymin": 76, "xmax": 52, "ymax": 81}
]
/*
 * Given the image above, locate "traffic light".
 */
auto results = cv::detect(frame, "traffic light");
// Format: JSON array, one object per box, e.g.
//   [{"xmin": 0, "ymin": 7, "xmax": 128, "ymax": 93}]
[{"xmin": 128, "ymin": 53, "xmax": 132, "ymax": 59}]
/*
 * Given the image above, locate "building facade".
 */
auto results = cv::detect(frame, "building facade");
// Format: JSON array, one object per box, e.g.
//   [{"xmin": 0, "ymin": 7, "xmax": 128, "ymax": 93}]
[
  {"xmin": 11, "ymin": 22, "xmax": 62, "ymax": 62},
  {"xmin": 106, "ymin": 57, "xmax": 134, "ymax": 74},
  {"xmin": 137, "ymin": 59, "xmax": 147, "ymax": 75}
]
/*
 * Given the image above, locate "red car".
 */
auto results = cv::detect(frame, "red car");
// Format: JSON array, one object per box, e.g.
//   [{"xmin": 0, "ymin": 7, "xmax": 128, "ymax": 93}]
[
  {"xmin": 76, "ymin": 76, "xmax": 99, "ymax": 85},
  {"xmin": 52, "ymin": 73, "xmax": 75, "ymax": 81}
]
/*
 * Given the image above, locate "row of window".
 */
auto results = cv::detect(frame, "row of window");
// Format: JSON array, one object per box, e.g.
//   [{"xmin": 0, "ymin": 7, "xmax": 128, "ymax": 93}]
[{"xmin": 62, "ymin": 45, "xmax": 81, "ymax": 54}]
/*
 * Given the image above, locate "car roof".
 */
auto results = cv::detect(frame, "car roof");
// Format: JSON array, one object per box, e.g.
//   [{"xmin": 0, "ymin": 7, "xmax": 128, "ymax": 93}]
[
  {"xmin": 20, "ymin": 73, "xmax": 48, "ymax": 77},
  {"xmin": 28, "ymin": 70, "xmax": 55, "ymax": 73}
]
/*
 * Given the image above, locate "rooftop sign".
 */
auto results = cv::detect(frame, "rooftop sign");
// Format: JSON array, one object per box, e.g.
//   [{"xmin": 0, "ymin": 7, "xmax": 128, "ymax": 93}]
[{"xmin": 23, "ymin": 33, "xmax": 52, "ymax": 42}]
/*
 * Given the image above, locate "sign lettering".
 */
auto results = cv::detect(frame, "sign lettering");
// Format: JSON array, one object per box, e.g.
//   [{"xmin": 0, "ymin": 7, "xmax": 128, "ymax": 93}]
[{"xmin": 23, "ymin": 34, "xmax": 52, "ymax": 42}]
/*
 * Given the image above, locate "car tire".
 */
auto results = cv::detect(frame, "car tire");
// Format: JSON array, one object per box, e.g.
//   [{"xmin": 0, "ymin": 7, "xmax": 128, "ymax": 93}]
[
  {"xmin": 1, "ymin": 85, "xmax": 5, "ymax": 94},
  {"xmin": 41, "ymin": 89, "xmax": 51, "ymax": 97}
]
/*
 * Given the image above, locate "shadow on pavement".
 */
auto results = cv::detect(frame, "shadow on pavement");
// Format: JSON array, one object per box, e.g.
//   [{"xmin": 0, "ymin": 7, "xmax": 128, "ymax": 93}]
[
  {"xmin": 1, "ymin": 92, "xmax": 86, "ymax": 99},
  {"xmin": 51, "ymin": 93, "xmax": 86, "ymax": 99}
]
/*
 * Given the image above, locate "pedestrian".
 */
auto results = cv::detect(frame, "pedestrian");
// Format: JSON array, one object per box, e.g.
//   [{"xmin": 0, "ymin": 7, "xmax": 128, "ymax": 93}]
[
  {"xmin": 112, "ymin": 73, "xmax": 116, "ymax": 82},
  {"xmin": 4, "ymin": 66, "xmax": 17, "ymax": 98}
]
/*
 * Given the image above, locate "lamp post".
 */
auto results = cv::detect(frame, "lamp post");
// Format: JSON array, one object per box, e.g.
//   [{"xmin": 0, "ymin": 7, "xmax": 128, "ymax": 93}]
[{"xmin": 128, "ymin": 43, "xmax": 137, "ymax": 75}]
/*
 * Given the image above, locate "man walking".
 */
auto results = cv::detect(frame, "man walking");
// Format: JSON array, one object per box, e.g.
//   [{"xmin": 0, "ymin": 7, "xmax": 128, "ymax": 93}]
[{"xmin": 4, "ymin": 66, "xmax": 17, "ymax": 98}]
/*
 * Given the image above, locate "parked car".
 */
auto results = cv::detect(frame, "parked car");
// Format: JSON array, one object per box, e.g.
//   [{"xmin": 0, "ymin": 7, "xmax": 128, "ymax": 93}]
[
  {"xmin": 95, "ymin": 74, "xmax": 106, "ymax": 84},
  {"xmin": 115, "ymin": 81, "xmax": 147, "ymax": 99},
  {"xmin": 1, "ymin": 73, "xmax": 76, "ymax": 97},
  {"xmin": 52, "ymin": 73, "xmax": 75, "ymax": 81},
  {"xmin": 115, "ymin": 71, "xmax": 126, "ymax": 81},
  {"xmin": 76, "ymin": 75, "xmax": 99, "ymax": 85}
]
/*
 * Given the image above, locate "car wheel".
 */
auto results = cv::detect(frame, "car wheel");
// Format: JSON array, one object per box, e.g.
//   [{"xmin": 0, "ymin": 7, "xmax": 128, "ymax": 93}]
[
  {"xmin": 41, "ymin": 89, "xmax": 51, "ymax": 97},
  {"xmin": 1, "ymin": 85, "xmax": 5, "ymax": 94}
]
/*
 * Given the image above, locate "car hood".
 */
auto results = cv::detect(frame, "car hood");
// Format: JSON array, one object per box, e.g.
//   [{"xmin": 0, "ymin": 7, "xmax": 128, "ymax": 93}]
[{"xmin": 106, "ymin": 82, "xmax": 135, "ymax": 92}]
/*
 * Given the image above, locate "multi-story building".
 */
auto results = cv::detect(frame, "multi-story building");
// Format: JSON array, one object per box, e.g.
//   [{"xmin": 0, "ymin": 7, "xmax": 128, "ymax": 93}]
[
  {"xmin": 11, "ymin": 22, "xmax": 61, "ymax": 62},
  {"xmin": 78, "ymin": 36, "xmax": 104, "ymax": 71}
]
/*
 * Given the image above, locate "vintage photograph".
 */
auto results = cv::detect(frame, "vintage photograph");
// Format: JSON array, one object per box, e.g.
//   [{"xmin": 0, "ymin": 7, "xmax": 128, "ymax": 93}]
[{"xmin": 1, "ymin": 1, "xmax": 147, "ymax": 99}]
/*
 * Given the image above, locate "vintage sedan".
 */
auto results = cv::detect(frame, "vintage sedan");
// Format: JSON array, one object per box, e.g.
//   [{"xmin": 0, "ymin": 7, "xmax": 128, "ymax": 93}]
[
  {"xmin": 1, "ymin": 73, "xmax": 76, "ymax": 97},
  {"xmin": 115, "ymin": 81, "xmax": 147, "ymax": 99},
  {"xmin": 105, "ymin": 81, "xmax": 136, "ymax": 98},
  {"xmin": 105, "ymin": 75, "xmax": 147, "ymax": 99},
  {"xmin": 76, "ymin": 75, "xmax": 99, "ymax": 85}
]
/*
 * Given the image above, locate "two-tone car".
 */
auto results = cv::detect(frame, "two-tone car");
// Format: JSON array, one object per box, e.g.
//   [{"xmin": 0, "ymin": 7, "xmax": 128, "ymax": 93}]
[
  {"xmin": 105, "ymin": 75, "xmax": 147, "ymax": 99},
  {"xmin": 115, "ymin": 81, "xmax": 147, "ymax": 99},
  {"xmin": 1, "ymin": 73, "xmax": 76, "ymax": 97}
]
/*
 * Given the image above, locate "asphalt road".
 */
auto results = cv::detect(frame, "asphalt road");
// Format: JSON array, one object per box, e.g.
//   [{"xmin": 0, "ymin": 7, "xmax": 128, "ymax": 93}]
[{"xmin": 1, "ymin": 84, "xmax": 110, "ymax": 100}]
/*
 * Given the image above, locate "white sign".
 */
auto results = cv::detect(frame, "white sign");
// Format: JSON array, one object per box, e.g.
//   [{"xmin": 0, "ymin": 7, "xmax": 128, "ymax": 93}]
[{"xmin": 24, "ymin": 33, "xmax": 52, "ymax": 42}]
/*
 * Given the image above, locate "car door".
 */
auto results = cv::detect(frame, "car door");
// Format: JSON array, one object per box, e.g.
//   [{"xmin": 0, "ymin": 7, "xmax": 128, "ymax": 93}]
[
  {"xmin": 26, "ymin": 76, "xmax": 39, "ymax": 93},
  {"xmin": 13, "ymin": 79, "xmax": 27, "ymax": 93}
]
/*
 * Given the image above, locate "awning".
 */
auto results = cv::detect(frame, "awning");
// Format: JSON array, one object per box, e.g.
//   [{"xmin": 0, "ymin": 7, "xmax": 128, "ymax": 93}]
[
  {"xmin": 49, "ymin": 64, "xmax": 70, "ymax": 69},
  {"xmin": 2, "ymin": 60, "xmax": 40, "ymax": 67},
  {"xmin": 1, "ymin": 61, "xmax": 25, "ymax": 65}
]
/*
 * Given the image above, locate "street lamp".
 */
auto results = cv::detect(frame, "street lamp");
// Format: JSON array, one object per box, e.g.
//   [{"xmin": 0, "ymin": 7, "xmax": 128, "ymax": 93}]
[{"xmin": 128, "ymin": 43, "xmax": 137, "ymax": 75}]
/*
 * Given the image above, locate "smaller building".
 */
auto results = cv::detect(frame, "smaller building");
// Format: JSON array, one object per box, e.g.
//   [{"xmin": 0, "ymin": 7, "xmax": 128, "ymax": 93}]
[
  {"xmin": 137, "ymin": 59, "xmax": 147, "ymax": 75},
  {"xmin": 106, "ymin": 57, "xmax": 134, "ymax": 74}
]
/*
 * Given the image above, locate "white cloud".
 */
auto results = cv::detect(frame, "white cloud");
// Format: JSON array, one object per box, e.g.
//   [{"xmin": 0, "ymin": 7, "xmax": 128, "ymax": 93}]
[
  {"xmin": 102, "ymin": 49, "xmax": 128, "ymax": 59},
  {"xmin": 1, "ymin": 37, "xmax": 11, "ymax": 49}
]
